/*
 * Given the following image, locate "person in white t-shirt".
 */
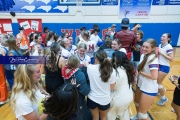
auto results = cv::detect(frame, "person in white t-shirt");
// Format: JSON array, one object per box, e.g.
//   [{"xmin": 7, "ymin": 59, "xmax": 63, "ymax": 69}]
[
  {"xmin": 30, "ymin": 33, "xmax": 37, "ymax": 47},
  {"xmin": 157, "ymin": 33, "xmax": 174, "ymax": 106},
  {"xmin": 86, "ymin": 49, "xmax": 116, "ymax": 120},
  {"xmin": 132, "ymin": 39, "xmax": 159, "ymax": 120},
  {"xmin": 60, "ymin": 38, "xmax": 72, "ymax": 61},
  {"xmin": 31, "ymin": 44, "xmax": 43, "ymax": 56},
  {"xmin": 68, "ymin": 36, "xmax": 77, "ymax": 54},
  {"xmin": 108, "ymin": 51, "xmax": 135, "ymax": 120},
  {"xmin": 78, "ymin": 31, "xmax": 96, "ymax": 64},
  {"xmin": 76, "ymin": 43, "xmax": 91, "ymax": 67},
  {"xmin": 10, "ymin": 64, "xmax": 49, "ymax": 120},
  {"xmin": 111, "ymin": 39, "xmax": 127, "ymax": 54},
  {"xmin": 46, "ymin": 31, "xmax": 55, "ymax": 47},
  {"xmin": 90, "ymin": 28, "xmax": 102, "ymax": 52}
]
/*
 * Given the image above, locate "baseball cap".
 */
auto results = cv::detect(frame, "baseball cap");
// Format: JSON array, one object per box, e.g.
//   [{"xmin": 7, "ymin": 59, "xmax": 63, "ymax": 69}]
[
  {"xmin": 111, "ymin": 24, "xmax": 116, "ymax": 27},
  {"xmin": 121, "ymin": 18, "xmax": 129, "ymax": 27}
]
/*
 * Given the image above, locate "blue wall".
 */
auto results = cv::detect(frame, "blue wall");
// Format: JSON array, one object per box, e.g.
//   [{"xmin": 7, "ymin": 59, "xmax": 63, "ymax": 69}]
[{"xmin": 12, "ymin": 23, "xmax": 180, "ymax": 46}]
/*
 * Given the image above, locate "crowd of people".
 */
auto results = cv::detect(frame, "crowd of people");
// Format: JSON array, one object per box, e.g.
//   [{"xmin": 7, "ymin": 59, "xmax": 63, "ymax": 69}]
[{"xmin": 0, "ymin": 17, "xmax": 179, "ymax": 120}]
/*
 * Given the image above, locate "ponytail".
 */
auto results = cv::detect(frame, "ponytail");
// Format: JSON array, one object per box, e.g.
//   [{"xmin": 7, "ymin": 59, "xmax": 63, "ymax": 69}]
[
  {"xmin": 49, "ymin": 50, "xmax": 57, "ymax": 71},
  {"xmin": 165, "ymin": 33, "xmax": 172, "ymax": 44},
  {"xmin": 137, "ymin": 52, "xmax": 154, "ymax": 72},
  {"xmin": 46, "ymin": 42, "xmax": 60, "ymax": 72},
  {"xmin": 138, "ymin": 39, "xmax": 157, "ymax": 72},
  {"xmin": 96, "ymin": 50, "xmax": 113, "ymax": 82}
]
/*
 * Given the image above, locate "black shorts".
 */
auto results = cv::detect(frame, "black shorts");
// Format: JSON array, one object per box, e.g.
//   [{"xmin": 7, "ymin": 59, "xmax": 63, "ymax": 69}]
[
  {"xmin": 173, "ymin": 87, "xmax": 180, "ymax": 106},
  {"xmin": 87, "ymin": 97, "xmax": 110, "ymax": 111}
]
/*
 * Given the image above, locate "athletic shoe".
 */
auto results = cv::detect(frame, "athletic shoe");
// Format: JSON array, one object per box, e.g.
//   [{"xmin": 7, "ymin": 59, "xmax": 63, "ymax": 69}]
[
  {"xmin": 0, "ymin": 99, "xmax": 9, "ymax": 107},
  {"xmin": 157, "ymin": 88, "xmax": 166, "ymax": 95},
  {"xmin": 157, "ymin": 97, "xmax": 168, "ymax": 106}
]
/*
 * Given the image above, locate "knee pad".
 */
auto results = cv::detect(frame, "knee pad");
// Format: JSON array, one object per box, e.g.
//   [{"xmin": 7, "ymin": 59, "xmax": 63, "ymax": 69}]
[
  {"xmin": 134, "ymin": 101, "xmax": 139, "ymax": 107},
  {"xmin": 137, "ymin": 112, "xmax": 148, "ymax": 119},
  {"xmin": 158, "ymin": 84, "xmax": 163, "ymax": 89}
]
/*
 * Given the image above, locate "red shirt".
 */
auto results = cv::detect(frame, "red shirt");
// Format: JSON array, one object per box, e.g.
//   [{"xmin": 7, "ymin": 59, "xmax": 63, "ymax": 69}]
[
  {"xmin": 42, "ymin": 33, "xmax": 46, "ymax": 46},
  {"xmin": 114, "ymin": 29, "xmax": 137, "ymax": 52}
]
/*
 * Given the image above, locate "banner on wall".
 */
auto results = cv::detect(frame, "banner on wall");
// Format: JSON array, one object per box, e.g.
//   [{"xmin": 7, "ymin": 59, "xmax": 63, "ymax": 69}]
[
  {"xmin": 119, "ymin": 0, "xmax": 152, "ymax": 18},
  {"xmin": 0, "ymin": 19, "xmax": 13, "ymax": 34},
  {"xmin": 59, "ymin": 0, "xmax": 101, "ymax": 5},
  {"xmin": 0, "ymin": 0, "xmax": 68, "ymax": 13},
  {"xmin": 152, "ymin": 0, "xmax": 180, "ymax": 5},
  {"xmin": 102, "ymin": 0, "xmax": 118, "ymax": 5},
  {"xmin": 17, "ymin": 19, "xmax": 42, "ymax": 38}
]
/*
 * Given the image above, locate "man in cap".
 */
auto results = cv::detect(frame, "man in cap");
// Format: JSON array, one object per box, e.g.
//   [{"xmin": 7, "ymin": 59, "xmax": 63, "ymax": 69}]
[
  {"xmin": 16, "ymin": 27, "xmax": 29, "ymax": 56},
  {"xmin": 114, "ymin": 18, "xmax": 137, "ymax": 60}
]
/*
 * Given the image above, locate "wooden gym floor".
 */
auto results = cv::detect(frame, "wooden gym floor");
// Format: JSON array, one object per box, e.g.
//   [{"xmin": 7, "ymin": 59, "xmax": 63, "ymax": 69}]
[{"xmin": 0, "ymin": 47, "xmax": 179, "ymax": 120}]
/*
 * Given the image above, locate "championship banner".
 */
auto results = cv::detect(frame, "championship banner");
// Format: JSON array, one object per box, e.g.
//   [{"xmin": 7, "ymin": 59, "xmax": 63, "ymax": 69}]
[{"xmin": 119, "ymin": 0, "xmax": 152, "ymax": 18}]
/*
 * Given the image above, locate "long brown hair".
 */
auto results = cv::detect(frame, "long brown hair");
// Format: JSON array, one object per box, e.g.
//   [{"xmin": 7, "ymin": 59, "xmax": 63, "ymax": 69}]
[
  {"xmin": 45, "ymin": 42, "xmax": 60, "ymax": 72},
  {"xmin": 96, "ymin": 50, "xmax": 113, "ymax": 82},
  {"xmin": 112, "ymin": 51, "xmax": 135, "ymax": 87},
  {"xmin": 7, "ymin": 35, "xmax": 21, "ymax": 56},
  {"xmin": 137, "ymin": 38, "xmax": 157, "ymax": 72}
]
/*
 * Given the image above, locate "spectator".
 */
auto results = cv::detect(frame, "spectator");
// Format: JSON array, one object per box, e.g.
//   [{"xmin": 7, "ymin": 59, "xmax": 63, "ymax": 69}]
[
  {"xmin": 114, "ymin": 18, "xmax": 137, "ymax": 60},
  {"xmin": 44, "ymin": 83, "xmax": 79, "ymax": 120},
  {"xmin": 42, "ymin": 27, "xmax": 49, "ymax": 46},
  {"xmin": 16, "ymin": 27, "xmax": 29, "ymax": 56}
]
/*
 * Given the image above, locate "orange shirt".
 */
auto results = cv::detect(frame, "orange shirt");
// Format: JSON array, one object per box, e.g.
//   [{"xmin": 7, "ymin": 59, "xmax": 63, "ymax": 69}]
[
  {"xmin": 0, "ymin": 65, "xmax": 8, "ymax": 102},
  {"xmin": 16, "ymin": 33, "xmax": 29, "ymax": 49}
]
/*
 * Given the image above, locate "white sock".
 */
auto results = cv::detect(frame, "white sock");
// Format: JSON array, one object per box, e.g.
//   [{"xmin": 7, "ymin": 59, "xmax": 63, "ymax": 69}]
[{"xmin": 161, "ymin": 95, "xmax": 165, "ymax": 99}]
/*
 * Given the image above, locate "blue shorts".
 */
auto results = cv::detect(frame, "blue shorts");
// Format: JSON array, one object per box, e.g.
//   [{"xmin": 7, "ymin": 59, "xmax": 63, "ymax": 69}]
[
  {"xmin": 159, "ymin": 65, "xmax": 170, "ymax": 74},
  {"xmin": 137, "ymin": 86, "xmax": 157, "ymax": 97},
  {"xmin": 142, "ymin": 91, "xmax": 157, "ymax": 96}
]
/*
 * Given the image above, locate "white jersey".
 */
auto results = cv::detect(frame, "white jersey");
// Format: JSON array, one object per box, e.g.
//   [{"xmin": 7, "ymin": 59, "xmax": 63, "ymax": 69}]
[
  {"xmin": 78, "ymin": 40, "xmax": 95, "ymax": 58},
  {"xmin": 158, "ymin": 44, "xmax": 173, "ymax": 66},
  {"xmin": 76, "ymin": 54, "xmax": 91, "ymax": 67},
  {"xmin": 86, "ymin": 40, "xmax": 96, "ymax": 58},
  {"xmin": 69, "ymin": 45, "xmax": 77, "ymax": 54},
  {"xmin": 137, "ymin": 54, "xmax": 159, "ymax": 93},
  {"xmin": 14, "ymin": 90, "xmax": 45, "ymax": 120},
  {"xmin": 30, "ymin": 41, "xmax": 36, "ymax": 47},
  {"xmin": 61, "ymin": 47, "xmax": 71, "ymax": 60},
  {"xmin": 90, "ymin": 34, "xmax": 101, "ymax": 52},
  {"xmin": 47, "ymin": 40, "xmax": 55, "ymax": 47},
  {"xmin": 87, "ymin": 64, "xmax": 116, "ymax": 105}
]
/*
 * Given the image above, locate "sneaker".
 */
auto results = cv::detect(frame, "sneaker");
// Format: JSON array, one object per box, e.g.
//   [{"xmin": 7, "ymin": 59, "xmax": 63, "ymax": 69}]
[
  {"xmin": 157, "ymin": 97, "xmax": 168, "ymax": 106},
  {"xmin": 130, "ymin": 114, "xmax": 139, "ymax": 120},
  {"xmin": 157, "ymin": 88, "xmax": 166, "ymax": 95},
  {"xmin": 0, "ymin": 99, "xmax": 9, "ymax": 106}
]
